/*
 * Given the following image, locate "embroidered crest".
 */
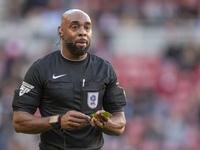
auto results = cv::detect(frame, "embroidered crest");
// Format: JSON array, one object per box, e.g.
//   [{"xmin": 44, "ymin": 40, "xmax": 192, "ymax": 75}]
[
  {"xmin": 87, "ymin": 92, "xmax": 99, "ymax": 109},
  {"xmin": 19, "ymin": 81, "xmax": 34, "ymax": 96}
]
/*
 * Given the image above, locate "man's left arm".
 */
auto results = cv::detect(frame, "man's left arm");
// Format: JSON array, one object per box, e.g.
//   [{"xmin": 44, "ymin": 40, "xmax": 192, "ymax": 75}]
[
  {"xmin": 90, "ymin": 111, "xmax": 126, "ymax": 136},
  {"xmin": 90, "ymin": 63, "xmax": 127, "ymax": 135}
]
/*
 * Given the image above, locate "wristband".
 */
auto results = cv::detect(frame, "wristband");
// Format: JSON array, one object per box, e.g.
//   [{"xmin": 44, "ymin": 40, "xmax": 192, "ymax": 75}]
[{"xmin": 49, "ymin": 114, "xmax": 62, "ymax": 129}]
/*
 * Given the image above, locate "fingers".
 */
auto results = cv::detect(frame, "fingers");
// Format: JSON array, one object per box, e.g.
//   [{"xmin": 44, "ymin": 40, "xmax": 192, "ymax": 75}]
[
  {"xmin": 64, "ymin": 121, "xmax": 87, "ymax": 130},
  {"xmin": 69, "ymin": 111, "xmax": 91, "ymax": 122},
  {"xmin": 61, "ymin": 110, "xmax": 91, "ymax": 130},
  {"xmin": 96, "ymin": 111, "xmax": 109, "ymax": 123},
  {"xmin": 91, "ymin": 117, "xmax": 107, "ymax": 128},
  {"xmin": 90, "ymin": 111, "xmax": 109, "ymax": 128}
]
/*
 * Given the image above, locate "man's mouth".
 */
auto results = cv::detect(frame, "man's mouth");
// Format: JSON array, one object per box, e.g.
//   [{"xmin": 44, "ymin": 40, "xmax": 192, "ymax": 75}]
[
  {"xmin": 76, "ymin": 42, "xmax": 86, "ymax": 47},
  {"xmin": 76, "ymin": 39, "xmax": 88, "ymax": 47}
]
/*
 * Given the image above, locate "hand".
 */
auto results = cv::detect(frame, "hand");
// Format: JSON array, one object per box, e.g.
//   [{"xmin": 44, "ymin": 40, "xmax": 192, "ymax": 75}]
[
  {"xmin": 61, "ymin": 110, "xmax": 91, "ymax": 130},
  {"xmin": 90, "ymin": 110, "xmax": 109, "ymax": 128}
]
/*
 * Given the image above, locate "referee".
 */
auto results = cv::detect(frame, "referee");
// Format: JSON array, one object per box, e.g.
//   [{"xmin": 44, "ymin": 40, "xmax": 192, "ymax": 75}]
[{"xmin": 12, "ymin": 9, "xmax": 127, "ymax": 150}]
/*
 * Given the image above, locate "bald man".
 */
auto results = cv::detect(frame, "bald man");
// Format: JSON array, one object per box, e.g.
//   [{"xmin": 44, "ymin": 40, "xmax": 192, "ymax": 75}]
[{"xmin": 12, "ymin": 9, "xmax": 127, "ymax": 150}]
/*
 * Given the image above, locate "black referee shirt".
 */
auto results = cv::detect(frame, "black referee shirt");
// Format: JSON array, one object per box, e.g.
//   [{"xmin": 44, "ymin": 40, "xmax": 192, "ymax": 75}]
[{"xmin": 12, "ymin": 50, "xmax": 126, "ymax": 150}]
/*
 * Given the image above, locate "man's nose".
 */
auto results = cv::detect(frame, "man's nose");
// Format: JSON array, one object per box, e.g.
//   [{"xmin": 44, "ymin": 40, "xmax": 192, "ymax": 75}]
[{"xmin": 78, "ymin": 26, "xmax": 87, "ymax": 37}]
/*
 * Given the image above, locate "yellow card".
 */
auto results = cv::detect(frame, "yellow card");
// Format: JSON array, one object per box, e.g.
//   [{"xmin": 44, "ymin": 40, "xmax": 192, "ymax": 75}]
[{"xmin": 91, "ymin": 112, "xmax": 113, "ymax": 117}]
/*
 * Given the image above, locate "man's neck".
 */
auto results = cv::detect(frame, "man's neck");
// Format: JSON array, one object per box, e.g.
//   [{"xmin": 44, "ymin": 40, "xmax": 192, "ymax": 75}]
[{"xmin": 61, "ymin": 49, "xmax": 87, "ymax": 61}]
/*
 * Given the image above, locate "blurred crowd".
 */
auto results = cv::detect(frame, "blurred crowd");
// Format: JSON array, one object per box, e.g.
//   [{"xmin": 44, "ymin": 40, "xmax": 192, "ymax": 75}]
[{"xmin": 0, "ymin": 0, "xmax": 200, "ymax": 150}]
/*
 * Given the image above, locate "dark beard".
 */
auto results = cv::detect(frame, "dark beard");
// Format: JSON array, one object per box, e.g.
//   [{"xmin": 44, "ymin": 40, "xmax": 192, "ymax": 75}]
[{"xmin": 65, "ymin": 41, "xmax": 90, "ymax": 56}]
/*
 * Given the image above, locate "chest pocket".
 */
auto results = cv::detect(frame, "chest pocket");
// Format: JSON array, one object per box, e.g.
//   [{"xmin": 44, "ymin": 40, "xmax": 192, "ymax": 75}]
[
  {"xmin": 81, "ymin": 82, "xmax": 106, "ymax": 115},
  {"xmin": 44, "ymin": 77, "xmax": 74, "ymax": 113}
]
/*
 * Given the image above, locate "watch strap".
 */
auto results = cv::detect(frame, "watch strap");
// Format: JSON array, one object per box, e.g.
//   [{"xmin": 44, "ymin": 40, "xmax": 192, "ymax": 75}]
[{"xmin": 49, "ymin": 114, "xmax": 62, "ymax": 129}]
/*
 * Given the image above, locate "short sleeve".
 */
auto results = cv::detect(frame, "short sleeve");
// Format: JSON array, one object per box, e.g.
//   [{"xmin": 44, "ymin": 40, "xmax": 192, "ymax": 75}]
[
  {"xmin": 103, "ymin": 64, "xmax": 127, "ymax": 113},
  {"xmin": 12, "ymin": 62, "xmax": 43, "ymax": 114}
]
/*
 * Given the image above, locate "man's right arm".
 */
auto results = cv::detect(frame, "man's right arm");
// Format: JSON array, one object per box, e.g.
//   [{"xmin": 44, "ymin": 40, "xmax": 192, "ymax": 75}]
[
  {"xmin": 13, "ymin": 110, "xmax": 91, "ymax": 134},
  {"xmin": 13, "ymin": 111, "xmax": 53, "ymax": 134}
]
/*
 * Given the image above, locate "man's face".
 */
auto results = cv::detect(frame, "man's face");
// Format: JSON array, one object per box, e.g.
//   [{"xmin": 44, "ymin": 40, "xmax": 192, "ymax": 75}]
[{"xmin": 62, "ymin": 11, "xmax": 92, "ymax": 56}]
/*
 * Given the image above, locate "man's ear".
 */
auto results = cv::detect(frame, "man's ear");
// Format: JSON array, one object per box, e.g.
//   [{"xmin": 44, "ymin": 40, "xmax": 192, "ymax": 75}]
[{"xmin": 57, "ymin": 26, "xmax": 63, "ymax": 38}]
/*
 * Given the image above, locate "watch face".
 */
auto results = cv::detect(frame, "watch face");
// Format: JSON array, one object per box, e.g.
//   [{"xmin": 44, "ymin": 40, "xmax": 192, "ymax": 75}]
[{"xmin": 49, "ymin": 115, "xmax": 59, "ymax": 123}]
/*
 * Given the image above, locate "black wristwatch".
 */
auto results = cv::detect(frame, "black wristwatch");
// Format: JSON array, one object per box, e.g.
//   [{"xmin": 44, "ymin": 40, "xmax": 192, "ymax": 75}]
[{"xmin": 49, "ymin": 115, "xmax": 62, "ymax": 129}]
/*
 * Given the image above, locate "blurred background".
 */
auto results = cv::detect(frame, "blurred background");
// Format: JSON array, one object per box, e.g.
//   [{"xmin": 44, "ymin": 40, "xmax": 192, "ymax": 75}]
[{"xmin": 0, "ymin": 0, "xmax": 200, "ymax": 150}]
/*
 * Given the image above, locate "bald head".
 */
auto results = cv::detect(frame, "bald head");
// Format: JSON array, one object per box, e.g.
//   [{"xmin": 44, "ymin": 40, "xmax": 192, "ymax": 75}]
[
  {"xmin": 61, "ymin": 9, "xmax": 91, "ymax": 28},
  {"xmin": 57, "ymin": 9, "xmax": 92, "ymax": 60},
  {"xmin": 63, "ymin": 9, "xmax": 90, "ymax": 17}
]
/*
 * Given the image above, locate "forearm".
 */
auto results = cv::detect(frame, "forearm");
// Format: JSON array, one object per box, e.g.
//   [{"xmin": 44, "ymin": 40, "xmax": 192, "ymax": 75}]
[
  {"xmin": 100, "ymin": 112, "xmax": 126, "ymax": 136},
  {"xmin": 13, "ymin": 111, "xmax": 53, "ymax": 134}
]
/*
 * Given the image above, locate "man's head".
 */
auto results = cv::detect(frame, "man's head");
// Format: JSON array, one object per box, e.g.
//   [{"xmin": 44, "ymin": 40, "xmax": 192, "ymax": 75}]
[{"xmin": 58, "ymin": 9, "xmax": 92, "ymax": 57}]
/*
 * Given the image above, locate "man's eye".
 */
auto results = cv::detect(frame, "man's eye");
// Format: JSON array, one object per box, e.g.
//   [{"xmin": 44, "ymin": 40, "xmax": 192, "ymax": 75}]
[
  {"xmin": 85, "ymin": 26, "xmax": 91, "ymax": 30},
  {"xmin": 72, "ymin": 26, "xmax": 78, "ymax": 29}
]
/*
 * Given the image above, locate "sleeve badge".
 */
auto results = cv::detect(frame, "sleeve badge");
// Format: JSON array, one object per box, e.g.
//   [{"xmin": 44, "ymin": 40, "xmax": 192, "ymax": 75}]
[{"xmin": 19, "ymin": 81, "xmax": 35, "ymax": 96}]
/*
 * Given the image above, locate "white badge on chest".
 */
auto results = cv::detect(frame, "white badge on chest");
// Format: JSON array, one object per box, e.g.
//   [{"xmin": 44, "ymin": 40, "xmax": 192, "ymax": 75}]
[{"xmin": 87, "ymin": 92, "xmax": 99, "ymax": 109}]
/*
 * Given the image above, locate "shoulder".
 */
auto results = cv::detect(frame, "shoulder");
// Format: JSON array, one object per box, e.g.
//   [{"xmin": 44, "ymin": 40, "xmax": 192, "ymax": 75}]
[
  {"xmin": 27, "ymin": 50, "xmax": 60, "ymax": 74},
  {"xmin": 87, "ymin": 53, "xmax": 116, "ymax": 78},
  {"xmin": 24, "ymin": 50, "xmax": 61, "ymax": 83},
  {"xmin": 88, "ymin": 53, "xmax": 112, "ymax": 67},
  {"xmin": 30, "ymin": 50, "xmax": 60, "ymax": 68},
  {"xmin": 36, "ymin": 50, "xmax": 60, "ymax": 64}
]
